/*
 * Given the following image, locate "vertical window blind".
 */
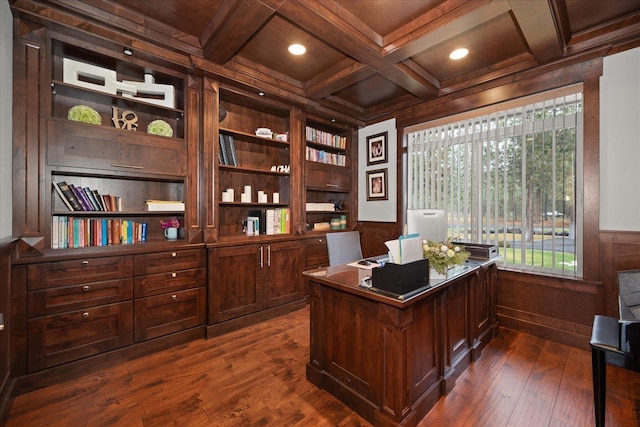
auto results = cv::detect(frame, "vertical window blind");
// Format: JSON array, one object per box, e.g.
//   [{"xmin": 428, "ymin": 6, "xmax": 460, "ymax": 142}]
[{"xmin": 406, "ymin": 88, "xmax": 583, "ymax": 277}]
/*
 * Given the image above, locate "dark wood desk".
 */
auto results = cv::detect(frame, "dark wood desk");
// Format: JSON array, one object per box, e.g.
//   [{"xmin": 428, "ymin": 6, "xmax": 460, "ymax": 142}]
[{"xmin": 304, "ymin": 259, "xmax": 498, "ymax": 427}]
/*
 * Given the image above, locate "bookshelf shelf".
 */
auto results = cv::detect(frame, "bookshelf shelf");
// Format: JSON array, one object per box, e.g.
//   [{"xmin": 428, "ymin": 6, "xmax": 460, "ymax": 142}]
[{"xmin": 218, "ymin": 165, "xmax": 290, "ymax": 176}]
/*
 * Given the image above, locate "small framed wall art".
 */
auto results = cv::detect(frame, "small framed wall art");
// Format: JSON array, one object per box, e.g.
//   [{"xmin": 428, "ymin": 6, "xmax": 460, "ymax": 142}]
[
  {"xmin": 366, "ymin": 131, "xmax": 388, "ymax": 165},
  {"xmin": 366, "ymin": 168, "xmax": 388, "ymax": 201}
]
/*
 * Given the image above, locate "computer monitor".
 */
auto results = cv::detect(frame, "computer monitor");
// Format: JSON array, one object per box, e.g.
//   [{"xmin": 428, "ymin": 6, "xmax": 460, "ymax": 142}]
[{"xmin": 406, "ymin": 209, "xmax": 447, "ymax": 242}]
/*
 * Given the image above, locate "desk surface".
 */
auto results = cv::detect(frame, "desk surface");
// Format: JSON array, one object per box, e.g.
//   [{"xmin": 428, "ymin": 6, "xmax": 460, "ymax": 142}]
[{"xmin": 303, "ymin": 259, "xmax": 486, "ymax": 308}]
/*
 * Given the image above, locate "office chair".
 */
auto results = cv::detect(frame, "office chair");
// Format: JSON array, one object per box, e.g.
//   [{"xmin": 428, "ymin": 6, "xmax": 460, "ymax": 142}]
[{"xmin": 326, "ymin": 231, "xmax": 363, "ymax": 266}]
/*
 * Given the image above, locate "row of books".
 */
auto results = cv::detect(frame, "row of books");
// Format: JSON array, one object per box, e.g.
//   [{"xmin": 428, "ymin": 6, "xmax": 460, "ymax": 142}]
[
  {"xmin": 52, "ymin": 216, "xmax": 147, "ymax": 249},
  {"xmin": 218, "ymin": 133, "xmax": 238, "ymax": 166},
  {"xmin": 305, "ymin": 126, "xmax": 347, "ymax": 149},
  {"xmin": 247, "ymin": 208, "xmax": 291, "ymax": 236},
  {"xmin": 53, "ymin": 181, "xmax": 122, "ymax": 212},
  {"xmin": 306, "ymin": 147, "xmax": 346, "ymax": 166}
]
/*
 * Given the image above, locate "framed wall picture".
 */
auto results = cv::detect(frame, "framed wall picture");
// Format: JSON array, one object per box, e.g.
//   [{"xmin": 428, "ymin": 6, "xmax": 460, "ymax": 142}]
[
  {"xmin": 366, "ymin": 132, "xmax": 388, "ymax": 165},
  {"xmin": 366, "ymin": 168, "xmax": 388, "ymax": 201}
]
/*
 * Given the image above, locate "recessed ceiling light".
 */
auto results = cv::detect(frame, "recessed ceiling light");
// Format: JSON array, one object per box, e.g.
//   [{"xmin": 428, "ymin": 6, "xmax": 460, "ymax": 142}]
[
  {"xmin": 449, "ymin": 48, "xmax": 469, "ymax": 60},
  {"xmin": 258, "ymin": 90, "xmax": 265, "ymax": 96},
  {"xmin": 288, "ymin": 43, "xmax": 306, "ymax": 55},
  {"xmin": 123, "ymin": 47, "xmax": 133, "ymax": 56}
]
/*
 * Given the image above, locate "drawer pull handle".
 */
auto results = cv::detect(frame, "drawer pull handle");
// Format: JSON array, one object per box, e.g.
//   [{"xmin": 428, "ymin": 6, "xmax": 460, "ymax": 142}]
[
  {"xmin": 171, "ymin": 252, "xmax": 177, "ymax": 257},
  {"xmin": 111, "ymin": 163, "xmax": 144, "ymax": 170},
  {"xmin": 171, "ymin": 272, "xmax": 177, "ymax": 278},
  {"xmin": 325, "ymin": 183, "xmax": 338, "ymax": 188},
  {"xmin": 82, "ymin": 285, "xmax": 90, "ymax": 292},
  {"xmin": 317, "ymin": 239, "xmax": 323, "ymax": 243},
  {"xmin": 171, "ymin": 295, "xmax": 177, "ymax": 301},
  {"xmin": 82, "ymin": 260, "xmax": 89, "ymax": 266},
  {"xmin": 82, "ymin": 312, "xmax": 89, "ymax": 318}
]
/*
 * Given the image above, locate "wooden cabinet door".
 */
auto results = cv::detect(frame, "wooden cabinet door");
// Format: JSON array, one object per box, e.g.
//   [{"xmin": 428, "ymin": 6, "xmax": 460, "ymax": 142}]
[
  {"xmin": 305, "ymin": 236, "xmax": 328, "ymax": 269},
  {"xmin": 27, "ymin": 256, "xmax": 133, "ymax": 290},
  {"xmin": 134, "ymin": 267, "xmax": 206, "ymax": 298},
  {"xmin": 29, "ymin": 278, "xmax": 133, "ymax": 317},
  {"xmin": 474, "ymin": 266, "xmax": 491, "ymax": 342},
  {"xmin": 324, "ymin": 290, "xmax": 379, "ymax": 402},
  {"xmin": 28, "ymin": 301, "xmax": 133, "ymax": 372},
  {"xmin": 134, "ymin": 287, "xmax": 206, "ymax": 342},
  {"xmin": 265, "ymin": 240, "xmax": 304, "ymax": 308},
  {"xmin": 208, "ymin": 245, "xmax": 263, "ymax": 323},
  {"xmin": 444, "ymin": 278, "xmax": 470, "ymax": 373},
  {"xmin": 47, "ymin": 120, "xmax": 187, "ymax": 176},
  {"xmin": 408, "ymin": 294, "xmax": 440, "ymax": 405},
  {"xmin": 133, "ymin": 249, "xmax": 205, "ymax": 276}
]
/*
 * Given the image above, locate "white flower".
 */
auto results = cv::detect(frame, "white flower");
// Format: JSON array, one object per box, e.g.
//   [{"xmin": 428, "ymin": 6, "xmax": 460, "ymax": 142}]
[
  {"xmin": 447, "ymin": 249, "xmax": 455, "ymax": 258},
  {"xmin": 440, "ymin": 244, "xmax": 449, "ymax": 253},
  {"xmin": 454, "ymin": 246, "xmax": 460, "ymax": 252}
]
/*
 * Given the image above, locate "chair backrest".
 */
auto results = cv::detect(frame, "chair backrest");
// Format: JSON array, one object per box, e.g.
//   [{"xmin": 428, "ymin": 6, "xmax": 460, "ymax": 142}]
[
  {"xmin": 619, "ymin": 269, "xmax": 640, "ymax": 321},
  {"xmin": 326, "ymin": 231, "xmax": 363, "ymax": 266}
]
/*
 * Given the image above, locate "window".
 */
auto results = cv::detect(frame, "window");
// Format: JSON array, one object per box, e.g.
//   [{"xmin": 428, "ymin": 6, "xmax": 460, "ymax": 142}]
[{"xmin": 406, "ymin": 87, "xmax": 583, "ymax": 277}]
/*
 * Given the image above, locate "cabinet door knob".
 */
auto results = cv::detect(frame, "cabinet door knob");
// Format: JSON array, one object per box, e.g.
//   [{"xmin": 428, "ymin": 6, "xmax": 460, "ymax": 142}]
[
  {"xmin": 171, "ymin": 295, "xmax": 177, "ymax": 301},
  {"xmin": 82, "ymin": 260, "xmax": 89, "ymax": 266},
  {"xmin": 82, "ymin": 285, "xmax": 90, "ymax": 292},
  {"xmin": 171, "ymin": 272, "xmax": 177, "ymax": 278},
  {"xmin": 171, "ymin": 252, "xmax": 177, "ymax": 257},
  {"xmin": 82, "ymin": 312, "xmax": 89, "ymax": 318}
]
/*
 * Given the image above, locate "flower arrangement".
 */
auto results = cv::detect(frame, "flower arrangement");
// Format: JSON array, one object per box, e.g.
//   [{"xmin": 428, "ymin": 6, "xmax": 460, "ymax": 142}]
[
  {"xmin": 67, "ymin": 105, "xmax": 102, "ymax": 125},
  {"xmin": 147, "ymin": 119, "xmax": 174, "ymax": 137},
  {"xmin": 160, "ymin": 217, "xmax": 180, "ymax": 229},
  {"xmin": 423, "ymin": 239, "xmax": 470, "ymax": 274}
]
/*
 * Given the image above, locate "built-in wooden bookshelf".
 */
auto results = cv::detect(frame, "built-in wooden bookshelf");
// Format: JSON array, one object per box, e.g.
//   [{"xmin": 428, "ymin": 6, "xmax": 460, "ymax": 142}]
[
  {"xmin": 212, "ymin": 86, "xmax": 294, "ymax": 240},
  {"xmin": 304, "ymin": 118, "xmax": 355, "ymax": 232},
  {"xmin": 44, "ymin": 36, "xmax": 188, "ymax": 249}
]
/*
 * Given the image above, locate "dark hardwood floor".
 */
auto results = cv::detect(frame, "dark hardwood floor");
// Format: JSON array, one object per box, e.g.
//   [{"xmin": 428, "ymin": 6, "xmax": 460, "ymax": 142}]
[{"xmin": 5, "ymin": 306, "xmax": 640, "ymax": 426}]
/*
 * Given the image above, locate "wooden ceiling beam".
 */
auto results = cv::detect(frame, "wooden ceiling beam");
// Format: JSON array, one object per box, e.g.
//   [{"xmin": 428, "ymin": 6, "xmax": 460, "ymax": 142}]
[
  {"xmin": 305, "ymin": 60, "xmax": 374, "ymax": 100},
  {"xmin": 276, "ymin": 0, "xmax": 437, "ymax": 99},
  {"xmin": 565, "ymin": 13, "xmax": 640, "ymax": 55},
  {"xmin": 201, "ymin": 0, "xmax": 280, "ymax": 63},
  {"xmin": 383, "ymin": 1, "xmax": 509, "ymax": 63},
  {"xmin": 508, "ymin": 0, "xmax": 564, "ymax": 64}
]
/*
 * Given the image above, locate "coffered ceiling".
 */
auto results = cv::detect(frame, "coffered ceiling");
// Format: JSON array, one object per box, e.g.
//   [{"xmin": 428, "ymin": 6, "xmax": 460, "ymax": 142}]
[{"xmin": 10, "ymin": 0, "xmax": 640, "ymax": 125}]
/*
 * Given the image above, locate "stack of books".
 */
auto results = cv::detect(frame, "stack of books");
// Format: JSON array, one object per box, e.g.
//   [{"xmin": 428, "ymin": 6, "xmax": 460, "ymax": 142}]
[
  {"xmin": 305, "ymin": 126, "xmax": 347, "ymax": 148},
  {"xmin": 247, "ymin": 208, "xmax": 291, "ymax": 235},
  {"xmin": 306, "ymin": 202, "xmax": 336, "ymax": 212},
  {"xmin": 51, "ymin": 217, "xmax": 147, "ymax": 249},
  {"xmin": 305, "ymin": 146, "xmax": 346, "ymax": 166},
  {"xmin": 53, "ymin": 181, "xmax": 122, "ymax": 211},
  {"xmin": 218, "ymin": 133, "xmax": 238, "ymax": 166},
  {"xmin": 145, "ymin": 200, "xmax": 185, "ymax": 212}
]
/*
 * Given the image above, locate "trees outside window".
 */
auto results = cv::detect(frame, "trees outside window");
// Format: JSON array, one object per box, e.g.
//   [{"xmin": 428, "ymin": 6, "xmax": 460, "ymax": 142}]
[{"xmin": 406, "ymin": 89, "xmax": 582, "ymax": 277}]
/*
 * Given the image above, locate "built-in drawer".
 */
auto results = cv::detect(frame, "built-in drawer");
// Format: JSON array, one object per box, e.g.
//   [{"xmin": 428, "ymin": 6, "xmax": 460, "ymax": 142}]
[
  {"xmin": 29, "ymin": 278, "xmax": 133, "ymax": 317},
  {"xmin": 305, "ymin": 162, "xmax": 350, "ymax": 191},
  {"xmin": 306, "ymin": 236, "xmax": 329, "ymax": 268},
  {"xmin": 27, "ymin": 256, "xmax": 133, "ymax": 290},
  {"xmin": 133, "ymin": 248, "xmax": 205, "ymax": 276},
  {"xmin": 134, "ymin": 268, "xmax": 205, "ymax": 298},
  {"xmin": 28, "ymin": 301, "xmax": 133, "ymax": 372},
  {"xmin": 134, "ymin": 287, "xmax": 206, "ymax": 342},
  {"xmin": 47, "ymin": 119, "xmax": 187, "ymax": 176}
]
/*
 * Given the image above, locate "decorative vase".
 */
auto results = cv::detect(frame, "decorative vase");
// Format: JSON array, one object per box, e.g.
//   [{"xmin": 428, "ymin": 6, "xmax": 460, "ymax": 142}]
[
  {"xmin": 430, "ymin": 268, "xmax": 447, "ymax": 280},
  {"xmin": 164, "ymin": 227, "xmax": 178, "ymax": 240}
]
